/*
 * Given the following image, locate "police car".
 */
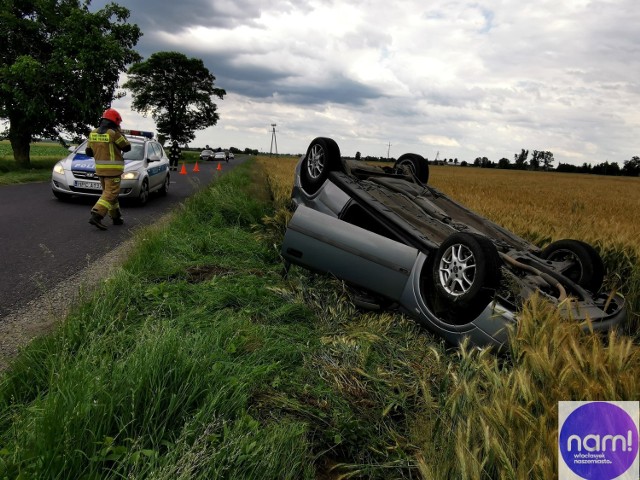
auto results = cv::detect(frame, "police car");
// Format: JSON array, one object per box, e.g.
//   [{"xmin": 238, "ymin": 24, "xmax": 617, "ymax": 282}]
[{"xmin": 51, "ymin": 130, "xmax": 171, "ymax": 205}]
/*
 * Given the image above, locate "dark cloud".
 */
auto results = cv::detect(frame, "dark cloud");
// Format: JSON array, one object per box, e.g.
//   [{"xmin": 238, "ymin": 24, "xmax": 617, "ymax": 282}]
[
  {"xmin": 268, "ymin": 76, "xmax": 383, "ymax": 106},
  {"xmin": 90, "ymin": 0, "xmax": 255, "ymax": 30},
  {"xmin": 89, "ymin": 0, "xmax": 309, "ymax": 31},
  {"xmin": 208, "ymin": 57, "xmax": 383, "ymax": 105},
  {"xmin": 89, "ymin": 0, "xmax": 383, "ymax": 107}
]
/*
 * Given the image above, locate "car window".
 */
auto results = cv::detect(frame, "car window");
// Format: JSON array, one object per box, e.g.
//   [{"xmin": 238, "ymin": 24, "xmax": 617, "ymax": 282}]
[
  {"xmin": 154, "ymin": 143, "xmax": 165, "ymax": 158},
  {"xmin": 122, "ymin": 143, "xmax": 145, "ymax": 161},
  {"xmin": 149, "ymin": 143, "xmax": 162, "ymax": 158}
]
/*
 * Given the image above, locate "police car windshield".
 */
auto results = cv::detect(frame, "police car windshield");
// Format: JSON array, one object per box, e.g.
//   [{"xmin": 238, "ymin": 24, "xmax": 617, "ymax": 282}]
[{"xmin": 123, "ymin": 144, "xmax": 145, "ymax": 161}]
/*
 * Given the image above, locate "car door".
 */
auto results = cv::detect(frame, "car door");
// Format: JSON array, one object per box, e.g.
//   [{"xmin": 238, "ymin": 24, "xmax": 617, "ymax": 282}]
[
  {"xmin": 281, "ymin": 205, "xmax": 419, "ymax": 301},
  {"xmin": 146, "ymin": 143, "xmax": 165, "ymax": 190}
]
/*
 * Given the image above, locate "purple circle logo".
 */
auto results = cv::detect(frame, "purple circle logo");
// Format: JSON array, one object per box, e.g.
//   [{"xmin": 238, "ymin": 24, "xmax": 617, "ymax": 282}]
[{"xmin": 559, "ymin": 402, "xmax": 639, "ymax": 479}]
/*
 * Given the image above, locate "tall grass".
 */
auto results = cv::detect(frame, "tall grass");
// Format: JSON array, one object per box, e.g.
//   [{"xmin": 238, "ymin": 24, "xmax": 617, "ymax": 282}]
[
  {"xmin": 0, "ymin": 157, "xmax": 638, "ymax": 479},
  {"xmin": 0, "ymin": 161, "xmax": 317, "ymax": 478}
]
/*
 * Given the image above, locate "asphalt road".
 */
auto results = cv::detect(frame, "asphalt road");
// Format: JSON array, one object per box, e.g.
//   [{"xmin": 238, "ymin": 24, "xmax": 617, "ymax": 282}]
[{"xmin": 0, "ymin": 157, "xmax": 246, "ymax": 321}]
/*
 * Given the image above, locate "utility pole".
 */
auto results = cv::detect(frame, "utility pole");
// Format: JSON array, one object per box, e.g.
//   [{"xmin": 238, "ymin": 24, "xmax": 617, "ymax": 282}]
[
  {"xmin": 270, "ymin": 124, "xmax": 278, "ymax": 157},
  {"xmin": 387, "ymin": 141, "xmax": 392, "ymax": 160}
]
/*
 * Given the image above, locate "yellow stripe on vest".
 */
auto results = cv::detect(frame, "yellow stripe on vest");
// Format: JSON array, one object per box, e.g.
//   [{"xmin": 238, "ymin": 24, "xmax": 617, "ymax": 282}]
[{"xmin": 95, "ymin": 163, "xmax": 124, "ymax": 171}]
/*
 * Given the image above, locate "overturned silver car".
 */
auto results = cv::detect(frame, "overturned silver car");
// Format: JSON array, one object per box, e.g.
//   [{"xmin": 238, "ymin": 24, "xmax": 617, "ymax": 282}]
[{"xmin": 281, "ymin": 137, "xmax": 627, "ymax": 349}]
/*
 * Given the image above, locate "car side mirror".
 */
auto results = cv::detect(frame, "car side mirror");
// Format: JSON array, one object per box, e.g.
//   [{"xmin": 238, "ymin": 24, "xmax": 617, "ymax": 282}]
[{"xmin": 148, "ymin": 154, "xmax": 160, "ymax": 162}]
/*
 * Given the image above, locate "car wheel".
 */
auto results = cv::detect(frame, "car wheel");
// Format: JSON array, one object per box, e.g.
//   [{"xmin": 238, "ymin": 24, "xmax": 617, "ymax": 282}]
[
  {"xmin": 300, "ymin": 137, "xmax": 342, "ymax": 194},
  {"xmin": 394, "ymin": 153, "xmax": 430, "ymax": 184},
  {"xmin": 138, "ymin": 179, "xmax": 149, "ymax": 206},
  {"xmin": 159, "ymin": 173, "xmax": 170, "ymax": 196},
  {"xmin": 432, "ymin": 232, "xmax": 501, "ymax": 317},
  {"xmin": 540, "ymin": 239, "xmax": 604, "ymax": 293}
]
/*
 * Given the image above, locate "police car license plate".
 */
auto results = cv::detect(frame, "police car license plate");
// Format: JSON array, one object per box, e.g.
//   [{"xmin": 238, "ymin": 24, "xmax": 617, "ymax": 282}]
[{"xmin": 74, "ymin": 180, "xmax": 101, "ymax": 190}]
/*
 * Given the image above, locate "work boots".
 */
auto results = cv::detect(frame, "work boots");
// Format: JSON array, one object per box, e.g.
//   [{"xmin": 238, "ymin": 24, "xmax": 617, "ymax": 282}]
[
  {"xmin": 112, "ymin": 209, "xmax": 124, "ymax": 225},
  {"xmin": 89, "ymin": 212, "xmax": 107, "ymax": 230}
]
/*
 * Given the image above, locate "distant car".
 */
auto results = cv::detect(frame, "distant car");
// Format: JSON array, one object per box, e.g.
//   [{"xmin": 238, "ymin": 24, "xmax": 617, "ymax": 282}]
[
  {"xmin": 281, "ymin": 137, "xmax": 627, "ymax": 349},
  {"xmin": 228, "ymin": 152, "xmax": 234, "ymax": 160},
  {"xmin": 200, "ymin": 149, "xmax": 215, "ymax": 161},
  {"xmin": 51, "ymin": 130, "xmax": 170, "ymax": 205},
  {"xmin": 214, "ymin": 151, "xmax": 227, "ymax": 162}
]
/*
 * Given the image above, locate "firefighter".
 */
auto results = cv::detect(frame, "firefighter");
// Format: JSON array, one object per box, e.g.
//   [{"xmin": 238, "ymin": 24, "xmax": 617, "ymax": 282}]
[
  {"xmin": 85, "ymin": 108, "xmax": 131, "ymax": 230},
  {"xmin": 169, "ymin": 140, "xmax": 181, "ymax": 171}
]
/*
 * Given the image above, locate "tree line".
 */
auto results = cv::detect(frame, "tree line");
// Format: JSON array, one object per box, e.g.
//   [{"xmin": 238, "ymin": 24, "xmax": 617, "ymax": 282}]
[
  {"xmin": 465, "ymin": 150, "xmax": 639, "ymax": 177},
  {"xmin": 358, "ymin": 148, "xmax": 639, "ymax": 177}
]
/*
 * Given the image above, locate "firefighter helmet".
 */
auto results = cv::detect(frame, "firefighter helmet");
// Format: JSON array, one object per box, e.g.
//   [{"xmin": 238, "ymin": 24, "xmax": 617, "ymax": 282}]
[{"xmin": 101, "ymin": 108, "xmax": 123, "ymax": 126}]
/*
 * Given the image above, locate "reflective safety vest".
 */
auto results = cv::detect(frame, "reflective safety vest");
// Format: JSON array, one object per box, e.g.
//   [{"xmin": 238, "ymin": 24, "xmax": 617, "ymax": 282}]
[{"xmin": 88, "ymin": 128, "xmax": 131, "ymax": 177}]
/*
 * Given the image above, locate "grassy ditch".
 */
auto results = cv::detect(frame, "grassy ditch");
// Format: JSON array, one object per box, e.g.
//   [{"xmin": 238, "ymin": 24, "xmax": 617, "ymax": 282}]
[{"xmin": 1, "ymin": 159, "xmax": 639, "ymax": 479}]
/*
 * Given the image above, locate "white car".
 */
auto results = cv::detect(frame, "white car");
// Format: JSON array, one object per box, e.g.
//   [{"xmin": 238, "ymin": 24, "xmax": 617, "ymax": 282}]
[
  {"xmin": 213, "ymin": 150, "xmax": 227, "ymax": 162},
  {"xmin": 51, "ymin": 130, "xmax": 170, "ymax": 205}
]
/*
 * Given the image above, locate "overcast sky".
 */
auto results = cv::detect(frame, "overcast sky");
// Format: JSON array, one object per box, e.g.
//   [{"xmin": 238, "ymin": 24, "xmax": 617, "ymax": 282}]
[{"xmin": 90, "ymin": 0, "xmax": 639, "ymax": 165}]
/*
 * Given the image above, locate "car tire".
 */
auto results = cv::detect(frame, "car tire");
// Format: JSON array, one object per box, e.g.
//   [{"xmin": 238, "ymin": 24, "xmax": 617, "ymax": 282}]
[
  {"xmin": 159, "ymin": 173, "xmax": 170, "ymax": 196},
  {"xmin": 432, "ymin": 232, "xmax": 501, "ymax": 318},
  {"xmin": 138, "ymin": 178, "xmax": 149, "ymax": 206},
  {"xmin": 394, "ymin": 153, "xmax": 430, "ymax": 184},
  {"xmin": 300, "ymin": 137, "xmax": 342, "ymax": 194},
  {"xmin": 540, "ymin": 239, "xmax": 604, "ymax": 293}
]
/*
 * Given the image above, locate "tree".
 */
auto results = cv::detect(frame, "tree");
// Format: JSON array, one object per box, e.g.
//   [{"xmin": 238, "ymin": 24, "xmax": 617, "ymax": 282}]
[
  {"xmin": 475, "ymin": 156, "xmax": 492, "ymax": 168},
  {"xmin": 530, "ymin": 150, "xmax": 541, "ymax": 170},
  {"xmin": 514, "ymin": 149, "xmax": 529, "ymax": 170},
  {"xmin": 0, "ymin": 1, "xmax": 141, "ymax": 167},
  {"xmin": 541, "ymin": 151, "xmax": 555, "ymax": 170},
  {"xmin": 622, "ymin": 156, "xmax": 640, "ymax": 177},
  {"xmin": 498, "ymin": 157, "xmax": 510, "ymax": 169},
  {"xmin": 123, "ymin": 52, "xmax": 226, "ymax": 144}
]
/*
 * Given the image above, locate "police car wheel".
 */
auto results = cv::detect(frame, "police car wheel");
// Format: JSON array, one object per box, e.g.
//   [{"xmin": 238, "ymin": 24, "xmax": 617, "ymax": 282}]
[{"xmin": 138, "ymin": 179, "xmax": 149, "ymax": 205}]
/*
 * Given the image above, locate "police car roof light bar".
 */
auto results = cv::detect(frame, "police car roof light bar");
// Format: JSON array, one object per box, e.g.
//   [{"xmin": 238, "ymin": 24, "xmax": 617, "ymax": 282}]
[{"xmin": 121, "ymin": 129, "xmax": 154, "ymax": 139}]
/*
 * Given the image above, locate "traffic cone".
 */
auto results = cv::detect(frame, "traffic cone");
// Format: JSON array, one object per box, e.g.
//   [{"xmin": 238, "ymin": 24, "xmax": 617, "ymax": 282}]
[
  {"xmin": 180, "ymin": 163, "xmax": 187, "ymax": 175},
  {"xmin": 217, "ymin": 162, "xmax": 222, "ymax": 171},
  {"xmin": 193, "ymin": 161, "xmax": 200, "ymax": 173}
]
